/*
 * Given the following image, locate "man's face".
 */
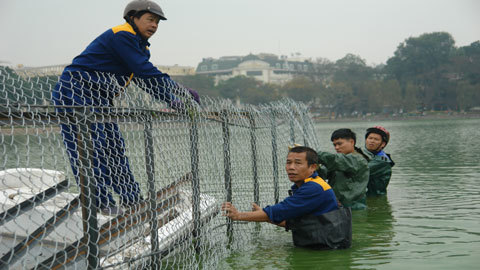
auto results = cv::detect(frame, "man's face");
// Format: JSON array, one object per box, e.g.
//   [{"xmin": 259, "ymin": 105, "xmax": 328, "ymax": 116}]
[
  {"xmin": 134, "ymin": 12, "xmax": 160, "ymax": 39},
  {"xmin": 285, "ymin": 152, "xmax": 316, "ymax": 184},
  {"xmin": 365, "ymin": 133, "xmax": 386, "ymax": 152},
  {"xmin": 332, "ymin": 138, "xmax": 355, "ymax": 154}
]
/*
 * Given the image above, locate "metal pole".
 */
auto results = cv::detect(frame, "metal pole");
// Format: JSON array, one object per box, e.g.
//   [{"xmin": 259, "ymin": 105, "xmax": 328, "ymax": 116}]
[
  {"xmin": 144, "ymin": 116, "xmax": 159, "ymax": 268},
  {"xmin": 289, "ymin": 116, "xmax": 296, "ymax": 145},
  {"xmin": 248, "ymin": 112, "xmax": 259, "ymax": 205},
  {"xmin": 301, "ymin": 110, "xmax": 309, "ymax": 147},
  {"xmin": 78, "ymin": 113, "xmax": 99, "ymax": 269},
  {"xmin": 0, "ymin": 179, "xmax": 69, "ymax": 227},
  {"xmin": 221, "ymin": 109, "xmax": 233, "ymax": 237},
  {"xmin": 189, "ymin": 111, "xmax": 201, "ymax": 253},
  {"xmin": 270, "ymin": 109, "xmax": 279, "ymax": 204}
]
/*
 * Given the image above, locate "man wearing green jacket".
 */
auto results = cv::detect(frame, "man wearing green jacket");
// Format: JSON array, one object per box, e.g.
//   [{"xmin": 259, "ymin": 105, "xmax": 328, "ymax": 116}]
[
  {"xmin": 362, "ymin": 126, "xmax": 395, "ymax": 196},
  {"xmin": 317, "ymin": 128, "xmax": 370, "ymax": 210}
]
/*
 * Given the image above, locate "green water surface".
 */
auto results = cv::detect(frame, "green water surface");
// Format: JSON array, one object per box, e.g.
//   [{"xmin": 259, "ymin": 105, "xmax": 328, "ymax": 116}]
[
  {"xmin": 2, "ymin": 118, "xmax": 479, "ymax": 269},
  {"xmin": 221, "ymin": 118, "xmax": 480, "ymax": 270}
]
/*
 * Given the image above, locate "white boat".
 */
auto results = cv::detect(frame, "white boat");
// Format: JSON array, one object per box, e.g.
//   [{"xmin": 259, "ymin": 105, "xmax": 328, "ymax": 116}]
[{"xmin": 0, "ymin": 168, "xmax": 218, "ymax": 269}]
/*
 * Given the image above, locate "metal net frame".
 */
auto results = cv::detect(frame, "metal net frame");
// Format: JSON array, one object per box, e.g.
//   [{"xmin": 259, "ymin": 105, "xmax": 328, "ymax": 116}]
[{"xmin": 0, "ymin": 66, "xmax": 319, "ymax": 269}]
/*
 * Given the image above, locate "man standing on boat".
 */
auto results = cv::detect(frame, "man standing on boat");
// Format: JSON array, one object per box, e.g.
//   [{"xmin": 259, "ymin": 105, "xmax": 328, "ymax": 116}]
[
  {"xmin": 361, "ymin": 126, "xmax": 395, "ymax": 196},
  {"xmin": 316, "ymin": 128, "xmax": 370, "ymax": 210},
  {"xmin": 222, "ymin": 146, "xmax": 352, "ymax": 250},
  {"xmin": 52, "ymin": 0, "xmax": 200, "ymax": 215}
]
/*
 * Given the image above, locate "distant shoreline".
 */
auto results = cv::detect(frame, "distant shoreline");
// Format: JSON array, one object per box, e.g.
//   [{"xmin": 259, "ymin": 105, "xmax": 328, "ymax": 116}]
[{"xmin": 313, "ymin": 112, "xmax": 480, "ymax": 123}]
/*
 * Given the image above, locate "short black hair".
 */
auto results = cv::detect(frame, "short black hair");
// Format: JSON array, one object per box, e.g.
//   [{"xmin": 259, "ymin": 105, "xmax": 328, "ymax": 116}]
[
  {"xmin": 288, "ymin": 146, "xmax": 318, "ymax": 165},
  {"xmin": 331, "ymin": 128, "xmax": 356, "ymax": 145}
]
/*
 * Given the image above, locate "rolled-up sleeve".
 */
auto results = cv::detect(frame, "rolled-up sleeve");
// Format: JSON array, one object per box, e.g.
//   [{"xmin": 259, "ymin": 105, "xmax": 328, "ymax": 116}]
[{"xmin": 263, "ymin": 183, "xmax": 325, "ymax": 224}]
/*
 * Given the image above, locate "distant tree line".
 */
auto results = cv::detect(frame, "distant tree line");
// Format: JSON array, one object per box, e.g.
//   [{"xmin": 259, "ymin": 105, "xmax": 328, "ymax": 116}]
[
  {"xmin": 173, "ymin": 32, "xmax": 480, "ymax": 116},
  {"xmin": 2, "ymin": 31, "xmax": 478, "ymax": 117}
]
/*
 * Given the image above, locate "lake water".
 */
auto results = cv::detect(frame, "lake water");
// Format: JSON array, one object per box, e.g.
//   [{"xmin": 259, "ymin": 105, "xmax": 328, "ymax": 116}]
[
  {"xmin": 2, "ymin": 117, "xmax": 479, "ymax": 269},
  {"xmin": 221, "ymin": 118, "xmax": 480, "ymax": 270}
]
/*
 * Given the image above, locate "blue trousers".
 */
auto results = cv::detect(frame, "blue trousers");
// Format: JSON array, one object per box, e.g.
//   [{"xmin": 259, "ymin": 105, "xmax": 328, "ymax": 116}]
[
  {"xmin": 54, "ymin": 72, "xmax": 141, "ymax": 208},
  {"xmin": 60, "ymin": 122, "xmax": 141, "ymax": 208}
]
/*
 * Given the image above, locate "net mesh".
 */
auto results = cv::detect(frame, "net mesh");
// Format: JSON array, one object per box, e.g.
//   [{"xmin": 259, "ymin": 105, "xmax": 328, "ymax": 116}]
[{"xmin": 0, "ymin": 66, "xmax": 319, "ymax": 269}]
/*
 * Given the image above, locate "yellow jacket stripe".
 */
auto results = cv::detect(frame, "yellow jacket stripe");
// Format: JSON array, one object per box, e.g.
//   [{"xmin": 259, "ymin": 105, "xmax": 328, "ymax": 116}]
[{"xmin": 305, "ymin": 176, "xmax": 332, "ymax": 191}]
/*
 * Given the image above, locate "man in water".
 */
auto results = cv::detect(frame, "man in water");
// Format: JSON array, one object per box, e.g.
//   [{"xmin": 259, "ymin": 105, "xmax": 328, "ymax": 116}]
[
  {"xmin": 222, "ymin": 146, "xmax": 351, "ymax": 249},
  {"xmin": 362, "ymin": 126, "xmax": 395, "ymax": 196},
  {"xmin": 316, "ymin": 128, "xmax": 370, "ymax": 210}
]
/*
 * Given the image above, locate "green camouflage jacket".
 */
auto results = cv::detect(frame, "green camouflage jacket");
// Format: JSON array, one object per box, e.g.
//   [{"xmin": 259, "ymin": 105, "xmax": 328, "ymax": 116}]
[
  {"xmin": 359, "ymin": 147, "xmax": 395, "ymax": 196},
  {"xmin": 317, "ymin": 149, "xmax": 369, "ymax": 210}
]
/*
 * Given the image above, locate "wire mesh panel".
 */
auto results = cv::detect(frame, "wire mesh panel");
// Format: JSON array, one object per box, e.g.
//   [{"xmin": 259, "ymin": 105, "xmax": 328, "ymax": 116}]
[{"xmin": 0, "ymin": 66, "xmax": 319, "ymax": 269}]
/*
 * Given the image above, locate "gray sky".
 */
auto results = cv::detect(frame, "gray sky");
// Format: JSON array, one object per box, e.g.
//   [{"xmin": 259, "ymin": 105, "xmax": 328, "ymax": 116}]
[{"xmin": 1, "ymin": 0, "xmax": 479, "ymax": 68}]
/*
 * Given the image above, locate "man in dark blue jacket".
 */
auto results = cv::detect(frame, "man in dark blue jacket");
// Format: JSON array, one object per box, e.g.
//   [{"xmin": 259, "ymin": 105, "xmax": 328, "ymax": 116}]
[
  {"xmin": 222, "ymin": 146, "xmax": 352, "ymax": 249},
  {"xmin": 52, "ymin": 0, "xmax": 199, "ymax": 215}
]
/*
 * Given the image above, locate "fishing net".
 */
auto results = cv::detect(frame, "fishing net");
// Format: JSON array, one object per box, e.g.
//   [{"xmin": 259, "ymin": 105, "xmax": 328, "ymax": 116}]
[{"xmin": 0, "ymin": 66, "xmax": 318, "ymax": 269}]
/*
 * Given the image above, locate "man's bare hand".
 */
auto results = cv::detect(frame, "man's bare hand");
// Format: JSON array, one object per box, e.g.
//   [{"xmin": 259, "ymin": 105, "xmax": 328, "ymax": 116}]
[{"xmin": 221, "ymin": 202, "xmax": 239, "ymax": 220}]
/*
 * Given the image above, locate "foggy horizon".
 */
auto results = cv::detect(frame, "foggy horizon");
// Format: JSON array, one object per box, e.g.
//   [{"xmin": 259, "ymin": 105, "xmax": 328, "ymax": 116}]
[{"xmin": 1, "ymin": 0, "xmax": 478, "ymax": 68}]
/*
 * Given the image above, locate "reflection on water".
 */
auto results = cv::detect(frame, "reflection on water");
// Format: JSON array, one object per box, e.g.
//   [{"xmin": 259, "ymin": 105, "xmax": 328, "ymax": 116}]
[
  {"xmin": 221, "ymin": 118, "xmax": 480, "ymax": 270},
  {"xmin": 350, "ymin": 196, "xmax": 394, "ymax": 266}
]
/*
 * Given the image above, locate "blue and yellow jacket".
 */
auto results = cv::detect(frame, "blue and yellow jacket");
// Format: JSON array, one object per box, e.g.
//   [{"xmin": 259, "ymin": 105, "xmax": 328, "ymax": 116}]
[
  {"xmin": 53, "ymin": 22, "xmax": 178, "ymax": 107},
  {"xmin": 262, "ymin": 172, "xmax": 338, "ymax": 224}
]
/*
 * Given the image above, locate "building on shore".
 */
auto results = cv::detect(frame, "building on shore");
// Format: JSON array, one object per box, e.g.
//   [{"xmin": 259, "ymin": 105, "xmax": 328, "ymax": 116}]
[
  {"xmin": 155, "ymin": 65, "xmax": 195, "ymax": 76},
  {"xmin": 195, "ymin": 53, "xmax": 315, "ymax": 85},
  {"xmin": 7, "ymin": 53, "xmax": 315, "ymax": 86}
]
